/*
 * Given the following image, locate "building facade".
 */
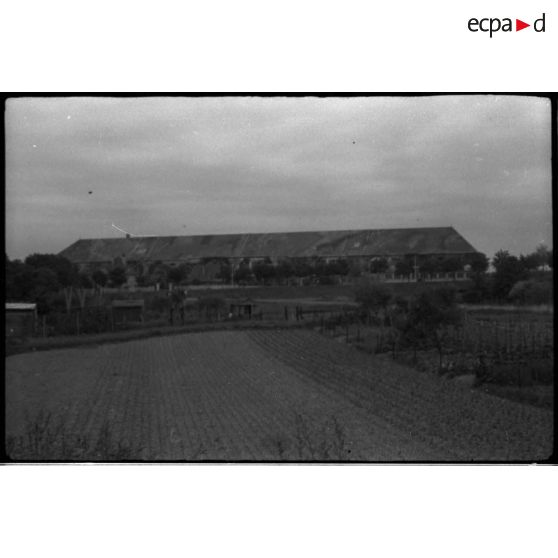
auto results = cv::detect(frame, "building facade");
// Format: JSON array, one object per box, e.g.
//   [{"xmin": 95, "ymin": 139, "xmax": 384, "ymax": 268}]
[{"xmin": 59, "ymin": 226, "xmax": 481, "ymax": 284}]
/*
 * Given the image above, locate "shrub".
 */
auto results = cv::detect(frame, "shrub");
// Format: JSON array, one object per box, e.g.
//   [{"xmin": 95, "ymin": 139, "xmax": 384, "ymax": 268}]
[
  {"xmin": 7, "ymin": 412, "xmax": 140, "ymax": 461},
  {"xmin": 293, "ymin": 413, "xmax": 349, "ymax": 460},
  {"xmin": 275, "ymin": 260, "xmax": 295, "ymax": 283},
  {"xmin": 394, "ymin": 258, "xmax": 414, "ymax": 276},
  {"xmin": 317, "ymin": 275, "xmax": 336, "ymax": 285},
  {"xmin": 252, "ymin": 261, "xmax": 275, "ymax": 285},
  {"xmin": 395, "ymin": 287, "xmax": 462, "ymax": 369},
  {"xmin": 135, "ymin": 275, "xmax": 148, "ymax": 287},
  {"xmin": 476, "ymin": 359, "xmax": 553, "ymax": 387},
  {"xmin": 167, "ymin": 263, "xmax": 192, "ymax": 285},
  {"xmin": 78, "ymin": 273, "xmax": 93, "ymax": 288},
  {"xmin": 462, "ymin": 271, "xmax": 492, "ymax": 304},
  {"xmin": 492, "ymin": 250, "xmax": 528, "ymax": 301},
  {"xmin": 509, "ymin": 279, "xmax": 553, "ymax": 305},
  {"xmin": 5, "ymin": 259, "xmax": 35, "ymax": 300},
  {"xmin": 24, "ymin": 253, "xmax": 77, "ymax": 287},
  {"xmin": 92, "ymin": 269, "xmax": 108, "ymax": 287},
  {"xmin": 467, "ymin": 253, "xmax": 489, "ymax": 273},
  {"xmin": 197, "ymin": 296, "xmax": 226, "ymax": 320},
  {"xmin": 45, "ymin": 292, "xmax": 67, "ymax": 313},
  {"xmin": 354, "ymin": 281, "xmax": 392, "ymax": 311},
  {"xmin": 461, "ymin": 289, "xmax": 483, "ymax": 304},
  {"xmin": 369, "ymin": 257, "xmax": 389, "ymax": 274},
  {"xmin": 149, "ymin": 295, "xmax": 170, "ymax": 314},
  {"xmin": 109, "ymin": 267, "xmax": 127, "ymax": 288},
  {"xmin": 441, "ymin": 257, "xmax": 463, "ymax": 273},
  {"xmin": 233, "ymin": 266, "xmax": 253, "ymax": 285},
  {"xmin": 34, "ymin": 289, "xmax": 72, "ymax": 316}
]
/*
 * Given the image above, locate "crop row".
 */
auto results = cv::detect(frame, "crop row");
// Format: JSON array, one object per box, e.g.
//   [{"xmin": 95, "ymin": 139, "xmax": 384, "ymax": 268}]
[
  {"xmin": 7, "ymin": 332, "xmax": 411, "ymax": 460},
  {"xmin": 247, "ymin": 330, "xmax": 553, "ymax": 461},
  {"xmin": 6, "ymin": 329, "xmax": 553, "ymax": 461},
  {"xmin": 446, "ymin": 316, "xmax": 553, "ymax": 358}
]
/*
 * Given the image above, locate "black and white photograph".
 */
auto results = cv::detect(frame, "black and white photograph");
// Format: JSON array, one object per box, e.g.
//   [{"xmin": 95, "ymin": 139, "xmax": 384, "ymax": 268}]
[{"xmin": 4, "ymin": 95, "xmax": 554, "ymax": 462}]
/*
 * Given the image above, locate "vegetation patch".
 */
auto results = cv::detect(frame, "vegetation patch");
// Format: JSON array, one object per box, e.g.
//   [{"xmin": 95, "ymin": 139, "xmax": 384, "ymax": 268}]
[{"xmin": 6, "ymin": 329, "xmax": 553, "ymax": 462}]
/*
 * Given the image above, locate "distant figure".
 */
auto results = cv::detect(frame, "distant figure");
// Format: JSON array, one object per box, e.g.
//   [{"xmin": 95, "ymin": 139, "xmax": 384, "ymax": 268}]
[{"xmin": 88, "ymin": 191, "xmax": 93, "ymax": 194}]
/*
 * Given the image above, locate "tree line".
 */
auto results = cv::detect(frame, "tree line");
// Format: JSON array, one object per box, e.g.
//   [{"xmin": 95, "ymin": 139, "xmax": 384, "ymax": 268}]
[
  {"xmin": 5, "ymin": 254, "xmax": 127, "ymax": 313},
  {"xmin": 5, "ymin": 243, "xmax": 553, "ymax": 312},
  {"xmin": 466, "ymin": 245, "xmax": 552, "ymax": 304},
  {"xmin": 354, "ymin": 244, "xmax": 553, "ymax": 370}
]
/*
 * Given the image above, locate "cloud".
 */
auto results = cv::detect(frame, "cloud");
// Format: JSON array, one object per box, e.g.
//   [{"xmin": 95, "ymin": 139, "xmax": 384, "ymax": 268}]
[{"xmin": 5, "ymin": 95, "xmax": 552, "ymax": 260}]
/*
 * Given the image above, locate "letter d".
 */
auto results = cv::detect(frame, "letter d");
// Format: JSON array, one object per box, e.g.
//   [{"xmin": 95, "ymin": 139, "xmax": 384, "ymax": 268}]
[{"xmin": 534, "ymin": 13, "xmax": 545, "ymax": 32}]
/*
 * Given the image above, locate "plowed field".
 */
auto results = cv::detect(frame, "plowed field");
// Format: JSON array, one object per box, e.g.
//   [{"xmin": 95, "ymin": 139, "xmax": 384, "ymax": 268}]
[{"xmin": 5, "ymin": 330, "xmax": 553, "ymax": 461}]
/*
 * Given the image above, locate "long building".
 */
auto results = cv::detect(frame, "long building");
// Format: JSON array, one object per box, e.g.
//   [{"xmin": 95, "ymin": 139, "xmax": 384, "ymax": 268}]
[{"xmin": 59, "ymin": 226, "xmax": 479, "ymax": 282}]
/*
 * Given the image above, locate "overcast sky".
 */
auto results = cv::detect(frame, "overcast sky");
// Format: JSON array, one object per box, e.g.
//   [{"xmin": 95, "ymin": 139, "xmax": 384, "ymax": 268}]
[{"xmin": 5, "ymin": 95, "xmax": 552, "ymax": 261}]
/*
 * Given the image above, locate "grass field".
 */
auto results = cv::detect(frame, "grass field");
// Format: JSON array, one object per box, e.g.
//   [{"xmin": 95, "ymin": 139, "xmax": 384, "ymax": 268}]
[{"xmin": 5, "ymin": 329, "xmax": 553, "ymax": 462}]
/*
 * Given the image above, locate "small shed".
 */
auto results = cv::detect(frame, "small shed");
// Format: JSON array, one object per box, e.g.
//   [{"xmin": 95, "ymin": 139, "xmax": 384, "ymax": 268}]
[
  {"xmin": 229, "ymin": 301, "xmax": 257, "ymax": 319},
  {"xmin": 6, "ymin": 303, "xmax": 38, "ymax": 339},
  {"xmin": 111, "ymin": 299, "xmax": 144, "ymax": 324}
]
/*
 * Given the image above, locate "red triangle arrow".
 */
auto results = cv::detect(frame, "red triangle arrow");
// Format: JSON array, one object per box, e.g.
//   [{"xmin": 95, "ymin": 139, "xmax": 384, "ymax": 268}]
[{"xmin": 516, "ymin": 19, "xmax": 530, "ymax": 31}]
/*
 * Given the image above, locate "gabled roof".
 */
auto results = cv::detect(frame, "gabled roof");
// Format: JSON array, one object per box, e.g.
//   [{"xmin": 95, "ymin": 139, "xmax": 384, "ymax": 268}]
[{"xmin": 59, "ymin": 227, "xmax": 478, "ymax": 263}]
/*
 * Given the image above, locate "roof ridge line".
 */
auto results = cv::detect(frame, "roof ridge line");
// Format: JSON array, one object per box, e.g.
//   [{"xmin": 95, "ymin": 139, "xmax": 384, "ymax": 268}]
[{"xmin": 72, "ymin": 226, "xmax": 457, "ymax": 243}]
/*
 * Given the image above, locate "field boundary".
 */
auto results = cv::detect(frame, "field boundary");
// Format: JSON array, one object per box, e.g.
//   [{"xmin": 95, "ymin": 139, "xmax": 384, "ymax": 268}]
[
  {"xmin": 460, "ymin": 303, "xmax": 553, "ymax": 314},
  {"xmin": 5, "ymin": 320, "xmax": 309, "ymax": 357}
]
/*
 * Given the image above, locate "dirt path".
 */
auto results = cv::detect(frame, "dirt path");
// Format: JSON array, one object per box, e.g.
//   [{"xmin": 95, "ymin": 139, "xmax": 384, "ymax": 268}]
[{"xmin": 5, "ymin": 330, "xmax": 553, "ymax": 461}]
